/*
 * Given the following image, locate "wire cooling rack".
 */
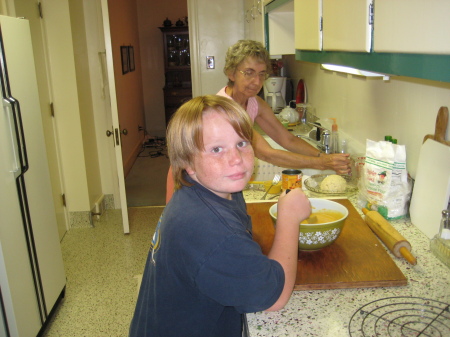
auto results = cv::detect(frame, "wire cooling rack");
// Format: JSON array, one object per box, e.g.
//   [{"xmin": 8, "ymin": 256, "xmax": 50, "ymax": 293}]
[{"xmin": 348, "ymin": 296, "xmax": 450, "ymax": 337}]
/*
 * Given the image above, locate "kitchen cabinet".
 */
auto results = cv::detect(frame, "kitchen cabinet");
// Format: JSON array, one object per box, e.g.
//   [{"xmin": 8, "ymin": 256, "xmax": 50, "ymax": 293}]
[
  {"xmin": 294, "ymin": 0, "xmax": 372, "ymax": 52},
  {"xmin": 294, "ymin": 0, "xmax": 322, "ymax": 51},
  {"xmin": 159, "ymin": 26, "xmax": 192, "ymax": 124},
  {"xmin": 265, "ymin": 0, "xmax": 295, "ymax": 57},
  {"xmin": 295, "ymin": 0, "xmax": 450, "ymax": 82},
  {"xmin": 322, "ymin": 0, "xmax": 372, "ymax": 52},
  {"xmin": 374, "ymin": 0, "xmax": 450, "ymax": 55},
  {"xmin": 244, "ymin": 0, "xmax": 265, "ymax": 44}
]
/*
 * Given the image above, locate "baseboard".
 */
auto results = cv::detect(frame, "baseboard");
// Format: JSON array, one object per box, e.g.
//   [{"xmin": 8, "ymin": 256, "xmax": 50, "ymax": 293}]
[{"xmin": 124, "ymin": 138, "xmax": 145, "ymax": 177}]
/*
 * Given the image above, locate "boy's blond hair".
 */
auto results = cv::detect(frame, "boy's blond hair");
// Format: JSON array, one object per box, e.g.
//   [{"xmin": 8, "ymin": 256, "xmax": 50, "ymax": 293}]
[{"xmin": 167, "ymin": 95, "xmax": 253, "ymax": 190}]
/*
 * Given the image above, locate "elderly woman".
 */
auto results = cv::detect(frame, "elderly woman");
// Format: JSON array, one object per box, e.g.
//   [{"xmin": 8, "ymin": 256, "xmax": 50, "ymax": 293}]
[
  {"xmin": 166, "ymin": 40, "xmax": 350, "ymax": 203},
  {"xmin": 217, "ymin": 40, "xmax": 350, "ymax": 174}
]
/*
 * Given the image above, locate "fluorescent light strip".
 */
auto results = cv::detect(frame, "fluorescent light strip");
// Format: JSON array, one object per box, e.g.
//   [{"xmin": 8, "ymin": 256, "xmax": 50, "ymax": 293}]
[{"xmin": 321, "ymin": 64, "xmax": 390, "ymax": 80}]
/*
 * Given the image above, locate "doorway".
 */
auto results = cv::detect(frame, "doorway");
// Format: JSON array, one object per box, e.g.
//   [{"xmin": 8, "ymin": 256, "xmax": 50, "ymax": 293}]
[
  {"xmin": 107, "ymin": 0, "xmax": 189, "ymax": 207},
  {"xmin": 125, "ymin": 138, "xmax": 169, "ymax": 207}
]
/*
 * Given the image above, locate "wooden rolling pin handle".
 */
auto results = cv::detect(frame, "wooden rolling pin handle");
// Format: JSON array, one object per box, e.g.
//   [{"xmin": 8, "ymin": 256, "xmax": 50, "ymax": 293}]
[{"xmin": 400, "ymin": 246, "xmax": 417, "ymax": 265}]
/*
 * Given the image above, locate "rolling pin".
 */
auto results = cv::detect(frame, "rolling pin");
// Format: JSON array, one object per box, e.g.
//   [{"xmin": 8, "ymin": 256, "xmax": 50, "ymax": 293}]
[{"xmin": 362, "ymin": 208, "xmax": 417, "ymax": 265}]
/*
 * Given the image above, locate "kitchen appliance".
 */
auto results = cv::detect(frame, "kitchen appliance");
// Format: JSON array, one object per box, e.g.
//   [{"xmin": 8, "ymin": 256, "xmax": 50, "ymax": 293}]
[
  {"xmin": 409, "ymin": 107, "xmax": 450, "ymax": 239},
  {"xmin": 263, "ymin": 76, "xmax": 286, "ymax": 113},
  {"xmin": 0, "ymin": 15, "xmax": 66, "ymax": 336},
  {"xmin": 295, "ymin": 79, "xmax": 307, "ymax": 104},
  {"xmin": 279, "ymin": 101, "xmax": 299, "ymax": 124}
]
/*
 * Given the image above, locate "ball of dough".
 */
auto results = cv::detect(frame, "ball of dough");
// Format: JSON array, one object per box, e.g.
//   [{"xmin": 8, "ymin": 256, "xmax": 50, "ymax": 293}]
[{"xmin": 320, "ymin": 175, "xmax": 347, "ymax": 192}]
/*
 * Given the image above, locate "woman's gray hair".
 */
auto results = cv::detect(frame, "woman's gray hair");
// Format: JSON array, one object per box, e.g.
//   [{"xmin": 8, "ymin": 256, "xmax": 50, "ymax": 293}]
[{"xmin": 223, "ymin": 40, "xmax": 271, "ymax": 87}]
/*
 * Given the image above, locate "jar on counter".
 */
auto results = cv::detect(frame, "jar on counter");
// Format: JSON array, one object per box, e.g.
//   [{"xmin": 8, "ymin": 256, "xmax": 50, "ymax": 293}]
[{"xmin": 430, "ymin": 209, "xmax": 450, "ymax": 269}]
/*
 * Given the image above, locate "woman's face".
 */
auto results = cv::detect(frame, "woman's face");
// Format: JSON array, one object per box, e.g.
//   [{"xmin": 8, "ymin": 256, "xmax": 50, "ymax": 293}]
[
  {"xmin": 186, "ymin": 110, "xmax": 254, "ymax": 200},
  {"xmin": 229, "ymin": 57, "xmax": 268, "ymax": 98}
]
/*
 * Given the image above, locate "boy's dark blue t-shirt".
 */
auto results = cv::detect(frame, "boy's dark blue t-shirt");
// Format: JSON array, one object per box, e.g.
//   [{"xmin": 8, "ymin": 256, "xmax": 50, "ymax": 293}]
[{"xmin": 129, "ymin": 180, "xmax": 285, "ymax": 337}]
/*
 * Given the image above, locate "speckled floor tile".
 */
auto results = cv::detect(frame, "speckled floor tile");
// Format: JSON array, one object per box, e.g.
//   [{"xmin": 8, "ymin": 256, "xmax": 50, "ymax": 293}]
[{"xmin": 42, "ymin": 207, "xmax": 164, "ymax": 337}]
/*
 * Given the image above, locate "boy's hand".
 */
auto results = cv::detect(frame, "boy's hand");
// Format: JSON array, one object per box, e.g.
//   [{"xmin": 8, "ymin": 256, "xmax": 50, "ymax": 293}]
[{"xmin": 276, "ymin": 188, "xmax": 311, "ymax": 227}]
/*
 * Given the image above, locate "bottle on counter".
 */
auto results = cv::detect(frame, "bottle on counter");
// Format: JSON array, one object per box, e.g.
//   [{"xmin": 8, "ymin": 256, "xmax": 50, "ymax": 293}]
[
  {"xmin": 430, "ymin": 209, "xmax": 450, "ymax": 269},
  {"xmin": 330, "ymin": 118, "xmax": 339, "ymax": 153}
]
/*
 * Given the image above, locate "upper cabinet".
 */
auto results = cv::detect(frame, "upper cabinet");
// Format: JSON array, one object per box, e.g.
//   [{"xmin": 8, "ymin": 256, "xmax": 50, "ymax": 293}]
[
  {"xmin": 294, "ymin": 0, "xmax": 450, "ymax": 55},
  {"xmin": 322, "ymin": 0, "xmax": 372, "ymax": 52},
  {"xmin": 265, "ymin": 0, "xmax": 295, "ymax": 57},
  {"xmin": 294, "ymin": 0, "xmax": 372, "ymax": 52},
  {"xmin": 294, "ymin": 0, "xmax": 322, "ymax": 51},
  {"xmin": 374, "ymin": 0, "xmax": 450, "ymax": 55}
]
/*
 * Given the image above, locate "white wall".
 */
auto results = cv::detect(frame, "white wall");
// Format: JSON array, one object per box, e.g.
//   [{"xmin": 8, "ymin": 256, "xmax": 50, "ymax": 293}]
[
  {"xmin": 284, "ymin": 56, "xmax": 450, "ymax": 178},
  {"xmin": 189, "ymin": 0, "xmax": 245, "ymax": 96}
]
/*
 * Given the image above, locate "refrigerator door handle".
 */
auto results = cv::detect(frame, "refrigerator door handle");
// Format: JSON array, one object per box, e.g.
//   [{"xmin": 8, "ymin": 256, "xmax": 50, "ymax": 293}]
[
  {"xmin": 3, "ymin": 97, "xmax": 28, "ymax": 178},
  {"xmin": 3, "ymin": 98, "xmax": 19, "ymax": 174}
]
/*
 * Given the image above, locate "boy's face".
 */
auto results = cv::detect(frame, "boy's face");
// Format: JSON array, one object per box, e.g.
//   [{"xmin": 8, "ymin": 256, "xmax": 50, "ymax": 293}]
[{"xmin": 186, "ymin": 111, "xmax": 254, "ymax": 199}]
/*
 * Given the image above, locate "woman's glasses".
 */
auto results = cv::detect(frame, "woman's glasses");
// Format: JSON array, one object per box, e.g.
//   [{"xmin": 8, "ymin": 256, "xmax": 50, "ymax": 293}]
[{"xmin": 239, "ymin": 69, "xmax": 269, "ymax": 80}]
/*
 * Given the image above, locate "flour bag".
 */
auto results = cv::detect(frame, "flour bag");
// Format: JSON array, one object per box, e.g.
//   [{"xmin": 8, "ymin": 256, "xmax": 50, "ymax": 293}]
[{"xmin": 358, "ymin": 139, "xmax": 412, "ymax": 219}]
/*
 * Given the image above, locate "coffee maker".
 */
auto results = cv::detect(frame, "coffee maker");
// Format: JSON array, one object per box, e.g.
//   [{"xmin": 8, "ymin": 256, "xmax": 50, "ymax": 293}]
[{"xmin": 263, "ymin": 76, "xmax": 287, "ymax": 113}]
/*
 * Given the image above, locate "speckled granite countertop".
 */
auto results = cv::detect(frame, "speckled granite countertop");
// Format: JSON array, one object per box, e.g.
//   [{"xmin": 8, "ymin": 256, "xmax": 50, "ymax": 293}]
[{"xmin": 243, "ymin": 183, "xmax": 450, "ymax": 337}]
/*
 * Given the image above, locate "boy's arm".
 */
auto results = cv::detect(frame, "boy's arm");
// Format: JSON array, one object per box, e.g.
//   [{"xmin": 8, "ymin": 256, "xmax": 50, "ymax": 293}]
[{"xmin": 265, "ymin": 188, "xmax": 311, "ymax": 311}]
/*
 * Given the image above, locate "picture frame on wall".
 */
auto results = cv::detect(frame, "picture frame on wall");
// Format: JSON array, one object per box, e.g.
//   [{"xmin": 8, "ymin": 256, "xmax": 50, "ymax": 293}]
[
  {"xmin": 121, "ymin": 46, "xmax": 129, "ymax": 74},
  {"xmin": 128, "ymin": 46, "xmax": 135, "ymax": 72}
]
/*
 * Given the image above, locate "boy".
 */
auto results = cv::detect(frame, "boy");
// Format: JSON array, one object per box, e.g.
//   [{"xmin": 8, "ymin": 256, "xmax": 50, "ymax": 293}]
[{"xmin": 129, "ymin": 95, "xmax": 310, "ymax": 337}]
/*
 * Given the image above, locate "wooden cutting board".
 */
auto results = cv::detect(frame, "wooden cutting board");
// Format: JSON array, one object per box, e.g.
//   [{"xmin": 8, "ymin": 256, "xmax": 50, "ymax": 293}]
[
  {"xmin": 247, "ymin": 199, "xmax": 407, "ymax": 290},
  {"xmin": 410, "ymin": 107, "xmax": 450, "ymax": 239}
]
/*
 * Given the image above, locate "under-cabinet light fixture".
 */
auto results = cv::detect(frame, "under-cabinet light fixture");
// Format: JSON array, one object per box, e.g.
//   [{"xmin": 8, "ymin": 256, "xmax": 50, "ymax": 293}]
[{"xmin": 321, "ymin": 64, "xmax": 390, "ymax": 81}]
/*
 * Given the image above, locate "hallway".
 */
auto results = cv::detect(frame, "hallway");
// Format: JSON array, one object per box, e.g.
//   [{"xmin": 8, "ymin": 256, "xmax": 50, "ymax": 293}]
[{"xmin": 125, "ymin": 138, "xmax": 169, "ymax": 207}]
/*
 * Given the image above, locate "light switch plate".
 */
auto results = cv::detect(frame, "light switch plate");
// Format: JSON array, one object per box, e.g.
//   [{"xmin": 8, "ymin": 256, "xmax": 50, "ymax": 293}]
[{"xmin": 206, "ymin": 56, "xmax": 215, "ymax": 69}]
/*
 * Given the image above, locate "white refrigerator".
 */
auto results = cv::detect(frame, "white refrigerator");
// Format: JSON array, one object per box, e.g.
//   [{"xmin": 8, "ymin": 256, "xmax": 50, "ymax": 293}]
[{"xmin": 0, "ymin": 15, "xmax": 66, "ymax": 337}]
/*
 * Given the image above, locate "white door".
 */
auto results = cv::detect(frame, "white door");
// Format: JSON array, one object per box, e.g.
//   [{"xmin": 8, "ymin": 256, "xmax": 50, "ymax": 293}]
[
  {"xmin": 100, "ymin": 0, "xmax": 129, "ymax": 233},
  {"xmin": 13, "ymin": 0, "xmax": 68, "ymax": 240}
]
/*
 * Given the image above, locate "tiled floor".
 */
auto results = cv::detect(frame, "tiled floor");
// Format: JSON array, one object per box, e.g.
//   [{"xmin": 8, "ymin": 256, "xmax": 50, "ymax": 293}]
[{"xmin": 42, "ymin": 207, "xmax": 164, "ymax": 337}]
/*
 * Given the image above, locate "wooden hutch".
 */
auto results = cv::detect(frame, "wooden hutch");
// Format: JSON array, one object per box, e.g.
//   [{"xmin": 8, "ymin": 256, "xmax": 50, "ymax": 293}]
[{"xmin": 159, "ymin": 26, "xmax": 192, "ymax": 124}]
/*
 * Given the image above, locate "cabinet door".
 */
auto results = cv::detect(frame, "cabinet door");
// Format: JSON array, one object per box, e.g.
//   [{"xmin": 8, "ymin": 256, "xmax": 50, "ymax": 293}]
[
  {"xmin": 374, "ymin": 0, "xmax": 450, "ymax": 55},
  {"xmin": 322, "ymin": 0, "xmax": 372, "ymax": 52},
  {"xmin": 295, "ymin": 0, "xmax": 322, "ymax": 51},
  {"xmin": 161, "ymin": 28, "xmax": 190, "ymax": 71}
]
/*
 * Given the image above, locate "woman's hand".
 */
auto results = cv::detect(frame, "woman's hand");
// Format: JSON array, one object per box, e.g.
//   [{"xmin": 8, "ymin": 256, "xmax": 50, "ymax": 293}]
[{"xmin": 321, "ymin": 153, "xmax": 351, "ymax": 175}]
